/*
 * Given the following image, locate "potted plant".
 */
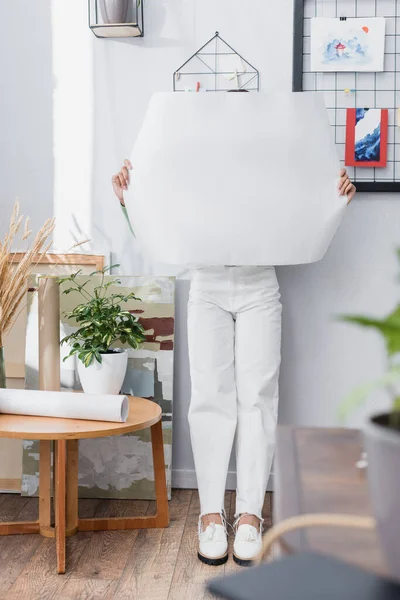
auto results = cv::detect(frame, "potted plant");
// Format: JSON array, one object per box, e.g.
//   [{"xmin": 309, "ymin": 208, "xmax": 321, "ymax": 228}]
[
  {"xmin": 60, "ymin": 266, "xmax": 146, "ymax": 395},
  {"xmin": 340, "ymin": 249, "xmax": 400, "ymax": 580}
]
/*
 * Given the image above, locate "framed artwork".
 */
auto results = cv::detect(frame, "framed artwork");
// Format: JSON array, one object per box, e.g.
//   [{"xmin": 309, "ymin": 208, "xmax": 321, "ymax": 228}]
[
  {"xmin": 21, "ymin": 275, "xmax": 175, "ymax": 501},
  {"xmin": 310, "ymin": 17, "xmax": 386, "ymax": 72},
  {"xmin": 345, "ymin": 108, "xmax": 388, "ymax": 168},
  {"xmin": 0, "ymin": 253, "xmax": 105, "ymax": 494},
  {"xmin": 4, "ymin": 254, "xmax": 105, "ymax": 380}
]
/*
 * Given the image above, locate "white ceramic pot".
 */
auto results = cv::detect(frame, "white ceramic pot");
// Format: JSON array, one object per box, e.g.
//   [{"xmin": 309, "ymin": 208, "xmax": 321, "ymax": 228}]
[
  {"xmin": 77, "ymin": 349, "xmax": 128, "ymax": 395},
  {"xmin": 364, "ymin": 414, "xmax": 400, "ymax": 581}
]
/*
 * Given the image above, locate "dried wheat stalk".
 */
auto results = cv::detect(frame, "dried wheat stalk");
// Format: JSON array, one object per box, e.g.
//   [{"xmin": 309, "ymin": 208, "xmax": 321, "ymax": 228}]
[{"xmin": 0, "ymin": 200, "xmax": 55, "ymax": 347}]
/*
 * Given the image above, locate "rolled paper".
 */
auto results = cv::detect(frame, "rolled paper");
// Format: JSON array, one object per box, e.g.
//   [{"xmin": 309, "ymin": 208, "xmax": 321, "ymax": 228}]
[
  {"xmin": 0, "ymin": 389, "xmax": 129, "ymax": 423},
  {"xmin": 126, "ymin": 92, "xmax": 347, "ymax": 266},
  {"xmin": 38, "ymin": 277, "xmax": 60, "ymax": 392}
]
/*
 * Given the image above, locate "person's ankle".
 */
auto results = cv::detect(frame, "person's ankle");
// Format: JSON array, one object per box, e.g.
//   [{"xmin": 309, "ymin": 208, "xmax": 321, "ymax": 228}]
[
  {"xmin": 201, "ymin": 513, "xmax": 223, "ymax": 528},
  {"xmin": 236, "ymin": 513, "xmax": 261, "ymax": 529}
]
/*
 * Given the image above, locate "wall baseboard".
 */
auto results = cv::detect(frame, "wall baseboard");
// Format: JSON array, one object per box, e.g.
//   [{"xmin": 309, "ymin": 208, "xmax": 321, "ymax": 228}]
[
  {"xmin": 172, "ymin": 469, "xmax": 274, "ymax": 492},
  {"xmin": 0, "ymin": 478, "xmax": 21, "ymax": 493},
  {"xmin": 0, "ymin": 474, "xmax": 274, "ymax": 495}
]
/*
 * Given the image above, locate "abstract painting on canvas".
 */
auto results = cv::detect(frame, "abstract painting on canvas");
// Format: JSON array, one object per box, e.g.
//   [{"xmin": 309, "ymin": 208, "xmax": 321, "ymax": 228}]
[
  {"xmin": 310, "ymin": 17, "xmax": 385, "ymax": 72},
  {"xmin": 345, "ymin": 108, "xmax": 388, "ymax": 168},
  {"xmin": 21, "ymin": 274, "xmax": 175, "ymax": 501}
]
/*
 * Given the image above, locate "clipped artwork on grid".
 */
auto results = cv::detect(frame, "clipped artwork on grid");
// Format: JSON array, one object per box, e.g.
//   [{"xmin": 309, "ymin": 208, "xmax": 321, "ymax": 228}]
[
  {"xmin": 310, "ymin": 17, "xmax": 386, "ymax": 72},
  {"xmin": 21, "ymin": 274, "xmax": 175, "ymax": 500},
  {"xmin": 345, "ymin": 108, "xmax": 388, "ymax": 167}
]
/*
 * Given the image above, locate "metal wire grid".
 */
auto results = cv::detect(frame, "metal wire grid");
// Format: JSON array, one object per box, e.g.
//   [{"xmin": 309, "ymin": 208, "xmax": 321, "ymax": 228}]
[
  {"xmin": 173, "ymin": 32, "xmax": 260, "ymax": 93},
  {"xmin": 293, "ymin": 0, "xmax": 400, "ymax": 192}
]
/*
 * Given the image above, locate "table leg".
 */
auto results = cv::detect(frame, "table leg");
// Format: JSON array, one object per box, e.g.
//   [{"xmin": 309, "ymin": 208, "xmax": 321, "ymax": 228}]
[
  {"xmin": 66, "ymin": 440, "xmax": 79, "ymax": 535},
  {"xmin": 39, "ymin": 440, "xmax": 52, "ymax": 537},
  {"xmin": 78, "ymin": 418, "xmax": 169, "ymax": 532},
  {"xmin": 53, "ymin": 441, "xmax": 57, "ymax": 522},
  {"xmin": 55, "ymin": 440, "xmax": 66, "ymax": 574},
  {"xmin": 151, "ymin": 420, "xmax": 169, "ymax": 527}
]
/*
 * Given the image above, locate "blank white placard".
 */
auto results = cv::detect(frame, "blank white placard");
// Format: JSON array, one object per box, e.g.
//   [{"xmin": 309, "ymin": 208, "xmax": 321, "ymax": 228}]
[{"xmin": 125, "ymin": 92, "xmax": 347, "ymax": 266}]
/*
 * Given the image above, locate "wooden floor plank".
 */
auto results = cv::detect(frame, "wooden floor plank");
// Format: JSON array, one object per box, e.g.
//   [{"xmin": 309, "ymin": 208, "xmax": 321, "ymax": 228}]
[
  {"xmin": 167, "ymin": 491, "xmax": 230, "ymax": 600},
  {"xmin": 224, "ymin": 491, "xmax": 241, "ymax": 577},
  {"xmin": 113, "ymin": 489, "xmax": 192, "ymax": 600},
  {"xmin": 0, "ymin": 497, "xmax": 42, "ymax": 599},
  {"xmin": 78, "ymin": 498, "xmax": 111, "ymax": 520},
  {"xmin": 54, "ymin": 578, "xmax": 119, "ymax": 600},
  {"xmin": 0, "ymin": 495, "xmax": 32, "ymax": 523},
  {"xmin": 15, "ymin": 498, "xmax": 39, "ymax": 522},
  {"xmin": 0, "ymin": 490, "xmax": 273, "ymax": 600},
  {"xmin": 70, "ymin": 499, "xmax": 149, "ymax": 581},
  {"xmin": 6, "ymin": 499, "xmax": 110, "ymax": 600}
]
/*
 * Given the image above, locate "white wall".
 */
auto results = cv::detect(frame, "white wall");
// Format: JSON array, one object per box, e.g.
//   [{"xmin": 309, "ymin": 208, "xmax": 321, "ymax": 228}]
[
  {"xmin": 0, "ymin": 0, "xmax": 53, "ymax": 235},
  {"xmin": 1, "ymin": 0, "xmax": 399, "ymax": 489}
]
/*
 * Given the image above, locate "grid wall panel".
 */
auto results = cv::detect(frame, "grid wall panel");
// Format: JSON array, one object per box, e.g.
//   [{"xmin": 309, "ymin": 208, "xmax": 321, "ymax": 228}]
[{"xmin": 297, "ymin": 0, "xmax": 399, "ymax": 189}]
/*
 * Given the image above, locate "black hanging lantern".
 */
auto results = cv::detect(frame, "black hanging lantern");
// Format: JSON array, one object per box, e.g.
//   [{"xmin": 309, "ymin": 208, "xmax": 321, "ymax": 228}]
[{"xmin": 88, "ymin": 0, "xmax": 144, "ymax": 38}]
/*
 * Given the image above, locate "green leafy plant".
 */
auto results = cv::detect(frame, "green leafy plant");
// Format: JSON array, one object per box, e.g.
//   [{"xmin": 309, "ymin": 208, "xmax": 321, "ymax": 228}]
[
  {"xmin": 339, "ymin": 249, "xmax": 400, "ymax": 426},
  {"xmin": 60, "ymin": 265, "xmax": 146, "ymax": 368}
]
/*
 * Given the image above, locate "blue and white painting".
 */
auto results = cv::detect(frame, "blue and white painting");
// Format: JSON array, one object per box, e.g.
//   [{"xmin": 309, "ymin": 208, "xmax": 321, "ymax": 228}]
[
  {"xmin": 311, "ymin": 17, "xmax": 385, "ymax": 72},
  {"xmin": 354, "ymin": 108, "xmax": 381, "ymax": 162}
]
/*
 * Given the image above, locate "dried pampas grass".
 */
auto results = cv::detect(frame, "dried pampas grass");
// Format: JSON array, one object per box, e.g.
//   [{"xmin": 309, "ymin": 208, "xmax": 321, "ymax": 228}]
[{"xmin": 0, "ymin": 200, "xmax": 56, "ymax": 347}]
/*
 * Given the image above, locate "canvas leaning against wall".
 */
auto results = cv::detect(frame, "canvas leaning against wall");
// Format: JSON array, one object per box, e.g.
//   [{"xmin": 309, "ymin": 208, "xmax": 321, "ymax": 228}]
[
  {"xmin": 0, "ymin": 253, "xmax": 105, "ymax": 494},
  {"xmin": 21, "ymin": 275, "xmax": 175, "ymax": 500}
]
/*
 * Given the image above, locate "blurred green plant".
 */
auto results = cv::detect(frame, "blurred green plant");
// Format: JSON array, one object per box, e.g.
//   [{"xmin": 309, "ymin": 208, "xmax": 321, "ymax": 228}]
[
  {"xmin": 59, "ymin": 265, "xmax": 146, "ymax": 367},
  {"xmin": 339, "ymin": 249, "xmax": 400, "ymax": 426}
]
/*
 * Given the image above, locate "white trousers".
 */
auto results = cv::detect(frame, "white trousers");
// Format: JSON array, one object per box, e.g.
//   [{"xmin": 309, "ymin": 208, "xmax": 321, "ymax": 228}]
[{"xmin": 187, "ymin": 266, "xmax": 282, "ymax": 519}]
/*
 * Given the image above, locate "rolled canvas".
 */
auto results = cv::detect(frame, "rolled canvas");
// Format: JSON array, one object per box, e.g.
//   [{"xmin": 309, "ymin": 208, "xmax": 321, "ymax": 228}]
[
  {"xmin": 126, "ymin": 92, "xmax": 347, "ymax": 266},
  {"xmin": 0, "ymin": 389, "xmax": 129, "ymax": 423}
]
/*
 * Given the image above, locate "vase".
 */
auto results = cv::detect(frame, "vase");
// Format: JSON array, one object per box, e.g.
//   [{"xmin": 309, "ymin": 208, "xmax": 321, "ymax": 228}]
[
  {"xmin": 77, "ymin": 349, "xmax": 128, "ymax": 395},
  {"xmin": 98, "ymin": 0, "xmax": 129, "ymax": 24},
  {"xmin": 363, "ymin": 413, "xmax": 400, "ymax": 581},
  {"xmin": 0, "ymin": 347, "xmax": 6, "ymax": 388}
]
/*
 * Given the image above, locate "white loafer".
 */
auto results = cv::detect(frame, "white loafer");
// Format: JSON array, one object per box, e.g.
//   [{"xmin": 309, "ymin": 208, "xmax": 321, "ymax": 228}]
[
  {"xmin": 233, "ymin": 517, "xmax": 263, "ymax": 567},
  {"xmin": 198, "ymin": 513, "xmax": 229, "ymax": 566}
]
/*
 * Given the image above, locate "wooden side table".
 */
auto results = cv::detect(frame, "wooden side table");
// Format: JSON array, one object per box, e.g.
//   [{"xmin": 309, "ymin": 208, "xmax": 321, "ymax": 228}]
[
  {"xmin": 0, "ymin": 396, "xmax": 169, "ymax": 574},
  {"xmin": 274, "ymin": 427, "xmax": 386, "ymax": 575}
]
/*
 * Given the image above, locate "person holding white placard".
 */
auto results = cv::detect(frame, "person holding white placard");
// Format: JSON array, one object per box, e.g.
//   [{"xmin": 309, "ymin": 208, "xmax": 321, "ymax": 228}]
[{"xmin": 112, "ymin": 159, "xmax": 355, "ymax": 567}]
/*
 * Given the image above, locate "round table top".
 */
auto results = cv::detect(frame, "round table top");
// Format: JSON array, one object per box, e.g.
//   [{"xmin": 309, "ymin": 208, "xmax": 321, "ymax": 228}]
[{"xmin": 0, "ymin": 397, "xmax": 161, "ymax": 440}]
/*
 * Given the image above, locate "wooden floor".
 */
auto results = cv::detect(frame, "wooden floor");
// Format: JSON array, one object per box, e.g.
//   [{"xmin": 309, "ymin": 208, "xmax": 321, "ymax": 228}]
[{"xmin": 0, "ymin": 490, "xmax": 272, "ymax": 600}]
